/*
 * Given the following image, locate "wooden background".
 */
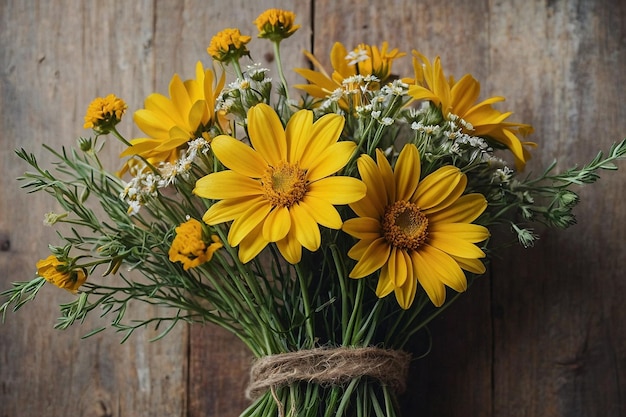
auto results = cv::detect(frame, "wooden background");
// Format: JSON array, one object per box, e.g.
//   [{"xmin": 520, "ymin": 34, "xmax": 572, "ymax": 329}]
[{"xmin": 1, "ymin": 0, "xmax": 624, "ymax": 416}]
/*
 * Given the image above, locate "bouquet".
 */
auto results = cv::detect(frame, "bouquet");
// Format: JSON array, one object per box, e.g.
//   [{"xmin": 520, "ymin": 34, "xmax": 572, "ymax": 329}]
[{"xmin": 2, "ymin": 8, "xmax": 625, "ymax": 417}]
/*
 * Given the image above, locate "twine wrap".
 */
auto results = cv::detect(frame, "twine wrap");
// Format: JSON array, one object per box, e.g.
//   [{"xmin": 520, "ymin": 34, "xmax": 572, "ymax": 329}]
[{"xmin": 245, "ymin": 347, "xmax": 412, "ymax": 400}]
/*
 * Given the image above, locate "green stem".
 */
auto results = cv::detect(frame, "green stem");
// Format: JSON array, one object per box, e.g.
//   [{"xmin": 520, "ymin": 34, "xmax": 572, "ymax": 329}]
[
  {"xmin": 295, "ymin": 263, "xmax": 315, "ymax": 347},
  {"xmin": 272, "ymin": 40, "xmax": 290, "ymax": 103},
  {"xmin": 109, "ymin": 125, "xmax": 132, "ymax": 147}
]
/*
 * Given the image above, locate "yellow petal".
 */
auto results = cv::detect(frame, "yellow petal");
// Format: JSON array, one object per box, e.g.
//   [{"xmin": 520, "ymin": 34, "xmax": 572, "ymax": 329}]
[
  {"xmin": 228, "ymin": 201, "xmax": 272, "ymax": 246},
  {"xmin": 347, "ymin": 237, "xmax": 375, "ymax": 260},
  {"xmin": 394, "ymin": 266, "xmax": 416, "ymax": 309},
  {"xmin": 187, "ymin": 99, "xmax": 207, "ymax": 131},
  {"xmin": 237, "ymin": 222, "xmax": 268, "ymax": 263},
  {"xmin": 299, "ymin": 114, "xmax": 346, "ymax": 169},
  {"xmin": 276, "ymin": 228, "xmax": 302, "ymax": 264},
  {"xmin": 394, "ymin": 144, "xmax": 420, "ymax": 202},
  {"xmin": 300, "ymin": 195, "xmax": 343, "ymax": 229},
  {"xmin": 426, "ymin": 194, "xmax": 487, "ymax": 224},
  {"xmin": 194, "ymin": 170, "xmax": 262, "ymax": 199},
  {"xmin": 202, "ymin": 196, "xmax": 262, "ymax": 225},
  {"xmin": 293, "ymin": 68, "xmax": 338, "ymax": 95},
  {"xmin": 450, "ymin": 74, "xmax": 481, "ymax": 116},
  {"xmin": 428, "ymin": 233, "xmax": 486, "ymax": 259},
  {"xmin": 330, "ymin": 42, "xmax": 355, "ymax": 78},
  {"xmin": 350, "ymin": 154, "xmax": 386, "ymax": 219},
  {"xmin": 412, "ymin": 166, "xmax": 463, "ymax": 209},
  {"xmin": 262, "ymin": 206, "xmax": 291, "ymax": 242},
  {"xmin": 169, "ymin": 73, "xmax": 192, "ymax": 116},
  {"xmin": 211, "ymin": 135, "xmax": 267, "ymax": 177},
  {"xmin": 248, "ymin": 103, "xmax": 286, "ymax": 165},
  {"xmin": 307, "ymin": 176, "xmax": 366, "ymax": 204},
  {"xmin": 144, "ymin": 92, "xmax": 187, "ymax": 127},
  {"xmin": 428, "ymin": 223, "xmax": 490, "ymax": 243},
  {"xmin": 388, "ymin": 247, "xmax": 410, "ymax": 287},
  {"xmin": 451, "ymin": 255, "xmax": 486, "ymax": 275},
  {"xmin": 120, "ymin": 138, "xmax": 162, "ymax": 157},
  {"xmin": 342, "ymin": 217, "xmax": 382, "ymax": 240},
  {"xmin": 286, "ymin": 109, "xmax": 313, "ymax": 162},
  {"xmin": 348, "ymin": 237, "xmax": 391, "ymax": 278},
  {"xmin": 375, "ymin": 149, "xmax": 396, "ymax": 203},
  {"xmin": 420, "ymin": 245, "xmax": 467, "ymax": 293},
  {"xmin": 291, "ymin": 203, "xmax": 321, "ymax": 251},
  {"xmin": 305, "ymin": 141, "xmax": 356, "ymax": 181},
  {"xmin": 376, "ymin": 267, "xmax": 395, "ymax": 298},
  {"xmin": 133, "ymin": 108, "xmax": 172, "ymax": 139},
  {"xmin": 410, "ymin": 250, "xmax": 446, "ymax": 307}
]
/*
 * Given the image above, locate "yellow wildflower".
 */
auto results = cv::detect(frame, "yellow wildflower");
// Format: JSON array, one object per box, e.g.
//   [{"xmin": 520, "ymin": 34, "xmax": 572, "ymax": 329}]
[
  {"xmin": 408, "ymin": 51, "xmax": 535, "ymax": 170},
  {"xmin": 83, "ymin": 94, "xmax": 127, "ymax": 134},
  {"xmin": 254, "ymin": 8, "xmax": 300, "ymax": 41},
  {"xmin": 207, "ymin": 28, "xmax": 252, "ymax": 62},
  {"xmin": 194, "ymin": 103, "xmax": 366, "ymax": 264},
  {"xmin": 120, "ymin": 62, "xmax": 226, "ymax": 173},
  {"xmin": 36, "ymin": 255, "xmax": 87, "ymax": 294},
  {"xmin": 343, "ymin": 144, "xmax": 490, "ymax": 309},
  {"xmin": 168, "ymin": 218, "xmax": 223, "ymax": 270}
]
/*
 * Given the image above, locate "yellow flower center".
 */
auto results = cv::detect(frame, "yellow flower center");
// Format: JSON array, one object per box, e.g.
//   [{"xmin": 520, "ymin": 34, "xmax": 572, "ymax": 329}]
[
  {"xmin": 262, "ymin": 161, "xmax": 308, "ymax": 207},
  {"xmin": 382, "ymin": 200, "xmax": 429, "ymax": 250}
]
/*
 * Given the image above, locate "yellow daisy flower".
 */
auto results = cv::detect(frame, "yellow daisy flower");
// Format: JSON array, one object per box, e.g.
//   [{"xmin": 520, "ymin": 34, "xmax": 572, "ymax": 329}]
[
  {"xmin": 294, "ymin": 41, "xmax": 405, "ymax": 109},
  {"xmin": 408, "ymin": 51, "xmax": 535, "ymax": 170},
  {"xmin": 168, "ymin": 218, "xmax": 223, "ymax": 270},
  {"xmin": 254, "ymin": 8, "xmax": 300, "ymax": 41},
  {"xmin": 342, "ymin": 144, "xmax": 490, "ymax": 309},
  {"xmin": 120, "ymin": 61, "xmax": 226, "ymax": 171},
  {"xmin": 83, "ymin": 93, "xmax": 127, "ymax": 134},
  {"xmin": 193, "ymin": 103, "xmax": 366, "ymax": 264},
  {"xmin": 36, "ymin": 255, "xmax": 87, "ymax": 294}
]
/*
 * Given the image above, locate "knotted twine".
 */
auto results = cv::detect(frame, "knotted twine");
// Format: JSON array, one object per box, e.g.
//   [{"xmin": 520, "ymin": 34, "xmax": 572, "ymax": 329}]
[{"xmin": 245, "ymin": 347, "xmax": 412, "ymax": 400}]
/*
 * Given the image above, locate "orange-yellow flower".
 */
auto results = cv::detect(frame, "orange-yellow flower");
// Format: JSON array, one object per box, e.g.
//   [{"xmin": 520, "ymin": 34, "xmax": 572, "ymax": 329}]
[
  {"xmin": 408, "ymin": 51, "xmax": 535, "ymax": 170},
  {"xmin": 36, "ymin": 255, "xmax": 87, "ymax": 294},
  {"xmin": 168, "ymin": 218, "xmax": 222, "ymax": 270},
  {"xmin": 83, "ymin": 94, "xmax": 127, "ymax": 134},
  {"xmin": 194, "ymin": 103, "xmax": 366, "ymax": 264},
  {"xmin": 207, "ymin": 28, "xmax": 252, "ymax": 62},
  {"xmin": 342, "ymin": 144, "xmax": 490, "ymax": 309},
  {"xmin": 254, "ymin": 8, "xmax": 300, "ymax": 41}
]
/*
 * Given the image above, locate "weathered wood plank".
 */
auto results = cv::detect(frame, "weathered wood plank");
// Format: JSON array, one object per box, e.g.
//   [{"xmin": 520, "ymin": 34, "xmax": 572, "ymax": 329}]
[
  {"xmin": 488, "ymin": 1, "xmax": 626, "ymax": 416},
  {"xmin": 0, "ymin": 1, "xmax": 188, "ymax": 416}
]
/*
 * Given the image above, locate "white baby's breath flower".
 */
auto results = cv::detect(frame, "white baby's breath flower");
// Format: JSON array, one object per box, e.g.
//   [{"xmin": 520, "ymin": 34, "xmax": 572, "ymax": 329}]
[
  {"xmin": 345, "ymin": 47, "xmax": 369, "ymax": 65},
  {"xmin": 380, "ymin": 117, "xmax": 394, "ymax": 126}
]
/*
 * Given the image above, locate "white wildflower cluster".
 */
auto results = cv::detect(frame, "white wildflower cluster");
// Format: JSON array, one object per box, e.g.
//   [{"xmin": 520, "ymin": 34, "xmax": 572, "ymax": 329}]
[
  {"xmin": 157, "ymin": 138, "xmax": 210, "ymax": 187},
  {"xmin": 120, "ymin": 138, "xmax": 210, "ymax": 214},
  {"xmin": 120, "ymin": 171, "xmax": 161, "ymax": 215},
  {"xmin": 216, "ymin": 64, "xmax": 272, "ymax": 114}
]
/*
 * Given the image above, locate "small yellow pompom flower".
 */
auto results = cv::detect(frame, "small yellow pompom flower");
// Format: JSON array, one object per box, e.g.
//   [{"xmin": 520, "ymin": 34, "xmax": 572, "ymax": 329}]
[
  {"xmin": 83, "ymin": 94, "xmax": 127, "ymax": 134},
  {"xmin": 207, "ymin": 28, "xmax": 252, "ymax": 62},
  {"xmin": 254, "ymin": 9, "xmax": 300, "ymax": 41},
  {"xmin": 36, "ymin": 255, "xmax": 87, "ymax": 294},
  {"xmin": 168, "ymin": 218, "xmax": 223, "ymax": 270}
]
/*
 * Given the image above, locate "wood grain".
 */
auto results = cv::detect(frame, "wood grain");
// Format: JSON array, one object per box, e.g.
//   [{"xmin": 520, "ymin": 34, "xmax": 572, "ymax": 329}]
[{"xmin": 1, "ymin": 0, "xmax": 624, "ymax": 416}]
